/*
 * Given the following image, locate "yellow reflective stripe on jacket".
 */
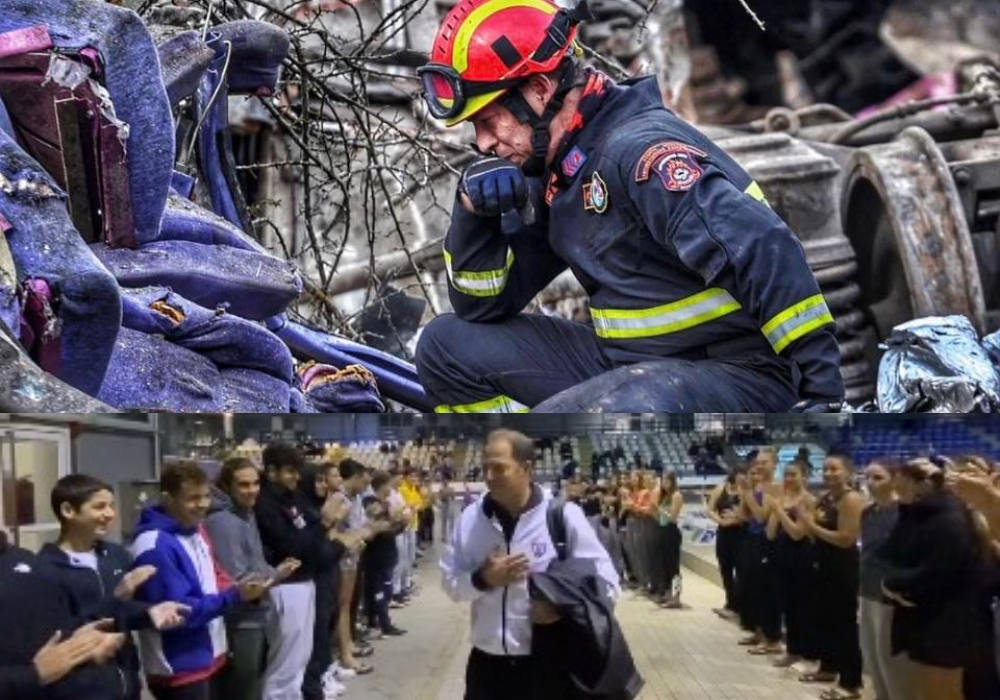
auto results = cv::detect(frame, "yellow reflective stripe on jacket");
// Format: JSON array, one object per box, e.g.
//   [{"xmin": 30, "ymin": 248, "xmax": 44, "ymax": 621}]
[
  {"xmin": 443, "ymin": 247, "xmax": 515, "ymax": 298},
  {"xmin": 434, "ymin": 395, "xmax": 530, "ymax": 413},
  {"xmin": 762, "ymin": 293, "xmax": 835, "ymax": 353},
  {"xmin": 590, "ymin": 288, "xmax": 742, "ymax": 340},
  {"xmin": 744, "ymin": 181, "xmax": 768, "ymax": 205}
]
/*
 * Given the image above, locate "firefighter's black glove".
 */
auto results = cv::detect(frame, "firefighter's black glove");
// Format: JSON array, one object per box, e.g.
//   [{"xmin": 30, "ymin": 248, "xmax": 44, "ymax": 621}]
[{"xmin": 459, "ymin": 156, "xmax": 528, "ymax": 218}]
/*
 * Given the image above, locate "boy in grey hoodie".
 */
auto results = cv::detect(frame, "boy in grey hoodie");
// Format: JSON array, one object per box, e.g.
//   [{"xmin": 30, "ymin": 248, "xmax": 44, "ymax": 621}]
[{"xmin": 204, "ymin": 457, "xmax": 299, "ymax": 700}]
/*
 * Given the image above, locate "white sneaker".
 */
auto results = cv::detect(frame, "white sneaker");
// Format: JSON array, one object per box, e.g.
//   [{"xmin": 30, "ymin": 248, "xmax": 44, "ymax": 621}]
[
  {"xmin": 323, "ymin": 670, "xmax": 347, "ymax": 697},
  {"xmin": 333, "ymin": 662, "xmax": 357, "ymax": 681}
]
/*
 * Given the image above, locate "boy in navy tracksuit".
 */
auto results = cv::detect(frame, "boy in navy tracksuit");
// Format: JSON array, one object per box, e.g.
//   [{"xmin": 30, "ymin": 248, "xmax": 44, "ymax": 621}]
[
  {"xmin": 0, "ymin": 528, "xmax": 126, "ymax": 700},
  {"xmin": 38, "ymin": 474, "xmax": 190, "ymax": 700}
]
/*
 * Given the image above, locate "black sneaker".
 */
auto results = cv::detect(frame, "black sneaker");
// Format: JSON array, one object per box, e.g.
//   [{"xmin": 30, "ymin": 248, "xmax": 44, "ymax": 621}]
[{"xmin": 382, "ymin": 626, "xmax": 407, "ymax": 637}]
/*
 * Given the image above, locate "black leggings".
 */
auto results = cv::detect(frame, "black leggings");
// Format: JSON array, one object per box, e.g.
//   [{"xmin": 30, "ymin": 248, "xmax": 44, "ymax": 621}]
[
  {"xmin": 664, "ymin": 523, "xmax": 682, "ymax": 594},
  {"xmin": 815, "ymin": 552, "xmax": 863, "ymax": 689},
  {"xmin": 775, "ymin": 540, "xmax": 818, "ymax": 659},
  {"xmin": 715, "ymin": 526, "xmax": 743, "ymax": 612},
  {"xmin": 649, "ymin": 524, "xmax": 671, "ymax": 597},
  {"xmin": 303, "ymin": 568, "xmax": 340, "ymax": 698},
  {"xmin": 740, "ymin": 534, "xmax": 781, "ymax": 642}
]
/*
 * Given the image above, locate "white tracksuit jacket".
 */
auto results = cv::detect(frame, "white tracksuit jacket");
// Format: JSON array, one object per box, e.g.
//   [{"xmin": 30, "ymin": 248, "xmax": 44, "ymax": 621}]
[{"xmin": 440, "ymin": 486, "xmax": 621, "ymax": 657}]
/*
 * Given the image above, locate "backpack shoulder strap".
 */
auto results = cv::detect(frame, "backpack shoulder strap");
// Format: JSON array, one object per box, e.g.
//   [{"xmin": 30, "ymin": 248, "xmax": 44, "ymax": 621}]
[{"xmin": 546, "ymin": 497, "xmax": 569, "ymax": 561}]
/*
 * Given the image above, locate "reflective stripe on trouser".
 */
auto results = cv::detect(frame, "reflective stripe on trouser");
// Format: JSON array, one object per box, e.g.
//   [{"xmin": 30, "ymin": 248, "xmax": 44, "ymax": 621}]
[
  {"xmin": 762, "ymin": 293, "xmax": 834, "ymax": 353},
  {"xmin": 416, "ymin": 313, "xmax": 800, "ymax": 412},
  {"xmin": 590, "ymin": 288, "xmax": 742, "ymax": 340},
  {"xmin": 443, "ymin": 247, "xmax": 514, "ymax": 298},
  {"xmin": 435, "ymin": 394, "xmax": 529, "ymax": 413}
]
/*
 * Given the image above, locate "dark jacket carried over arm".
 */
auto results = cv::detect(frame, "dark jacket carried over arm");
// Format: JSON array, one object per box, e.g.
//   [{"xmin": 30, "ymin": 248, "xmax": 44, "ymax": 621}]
[{"xmin": 528, "ymin": 557, "xmax": 644, "ymax": 700}]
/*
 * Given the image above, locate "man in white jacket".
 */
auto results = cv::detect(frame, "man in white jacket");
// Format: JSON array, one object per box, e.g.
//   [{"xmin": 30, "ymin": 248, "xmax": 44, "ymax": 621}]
[{"xmin": 441, "ymin": 429, "xmax": 620, "ymax": 700}]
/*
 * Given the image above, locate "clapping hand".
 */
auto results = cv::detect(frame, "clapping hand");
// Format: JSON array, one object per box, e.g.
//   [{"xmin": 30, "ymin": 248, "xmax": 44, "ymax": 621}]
[
  {"xmin": 275, "ymin": 558, "xmax": 301, "ymax": 582},
  {"xmin": 148, "ymin": 602, "xmax": 191, "ymax": 630},
  {"xmin": 34, "ymin": 621, "xmax": 125, "ymax": 685},
  {"xmin": 115, "ymin": 565, "xmax": 156, "ymax": 600},
  {"xmin": 946, "ymin": 470, "xmax": 997, "ymax": 511},
  {"xmin": 236, "ymin": 577, "xmax": 273, "ymax": 602}
]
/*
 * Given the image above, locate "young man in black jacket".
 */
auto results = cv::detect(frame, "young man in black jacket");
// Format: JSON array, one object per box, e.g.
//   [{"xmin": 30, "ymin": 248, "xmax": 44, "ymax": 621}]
[
  {"xmin": 37, "ymin": 475, "xmax": 189, "ymax": 700},
  {"xmin": 0, "ymin": 529, "xmax": 126, "ymax": 700},
  {"xmin": 255, "ymin": 443, "xmax": 350, "ymax": 700},
  {"xmin": 362, "ymin": 472, "xmax": 409, "ymax": 638}
]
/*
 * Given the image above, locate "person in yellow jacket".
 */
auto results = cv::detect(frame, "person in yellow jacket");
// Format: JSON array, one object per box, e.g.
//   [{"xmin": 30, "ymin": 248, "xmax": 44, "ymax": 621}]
[{"xmin": 396, "ymin": 467, "xmax": 424, "ymax": 600}]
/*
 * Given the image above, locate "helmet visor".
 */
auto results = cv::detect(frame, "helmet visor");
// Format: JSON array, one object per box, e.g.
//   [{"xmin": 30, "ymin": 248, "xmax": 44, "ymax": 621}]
[
  {"xmin": 419, "ymin": 65, "xmax": 463, "ymax": 120},
  {"xmin": 418, "ymin": 63, "xmax": 523, "ymax": 122}
]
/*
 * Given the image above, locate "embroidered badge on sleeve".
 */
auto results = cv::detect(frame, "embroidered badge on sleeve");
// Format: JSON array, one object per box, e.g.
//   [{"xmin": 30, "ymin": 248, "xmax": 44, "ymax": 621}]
[
  {"xmin": 583, "ymin": 171, "xmax": 609, "ymax": 214},
  {"xmin": 635, "ymin": 142, "xmax": 707, "ymax": 192}
]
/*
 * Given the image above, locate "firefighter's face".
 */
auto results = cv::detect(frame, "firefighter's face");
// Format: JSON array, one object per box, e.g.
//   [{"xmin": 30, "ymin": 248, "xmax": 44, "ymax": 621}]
[
  {"xmin": 470, "ymin": 78, "xmax": 553, "ymax": 167},
  {"xmin": 471, "ymin": 102, "xmax": 534, "ymax": 167},
  {"xmin": 484, "ymin": 437, "xmax": 531, "ymax": 507}
]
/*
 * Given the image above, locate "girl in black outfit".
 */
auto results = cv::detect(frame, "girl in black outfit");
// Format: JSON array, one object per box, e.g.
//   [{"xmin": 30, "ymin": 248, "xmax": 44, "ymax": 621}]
[
  {"xmin": 765, "ymin": 460, "xmax": 817, "ymax": 668},
  {"xmin": 708, "ymin": 468, "xmax": 744, "ymax": 619},
  {"xmin": 800, "ymin": 451, "xmax": 865, "ymax": 700},
  {"xmin": 656, "ymin": 472, "xmax": 685, "ymax": 609},
  {"xmin": 737, "ymin": 463, "xmax": 782, "ymax": 653},
  {"xmin": 881, "ymin": 458, "xmax": 999, "ymax": 700}
]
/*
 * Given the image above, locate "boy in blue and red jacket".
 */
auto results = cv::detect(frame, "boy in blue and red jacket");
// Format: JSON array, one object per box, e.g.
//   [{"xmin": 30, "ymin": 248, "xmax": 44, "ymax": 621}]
[{"xmin": 130, "ymin": 462, "xmax": 269, "ymax": 700}]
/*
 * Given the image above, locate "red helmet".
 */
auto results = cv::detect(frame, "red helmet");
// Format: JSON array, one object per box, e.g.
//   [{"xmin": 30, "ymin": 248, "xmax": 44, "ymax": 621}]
[{"xmin": 419, "ymin": 0, "xmax": 580, "ymax": 126}]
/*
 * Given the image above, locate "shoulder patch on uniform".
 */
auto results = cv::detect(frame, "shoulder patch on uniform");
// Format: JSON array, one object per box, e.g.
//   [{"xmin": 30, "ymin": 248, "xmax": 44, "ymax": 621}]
[
  {"xmin": 583, "ymin": 171, "xmax": 609, "ymax": 214},
  {"xmin": 561, "ymin": 145, "xmax": 588, "ymax": 179},
  {"xmin": 635, "ymin": 141, "xmax": 707, "ymax": 192}
]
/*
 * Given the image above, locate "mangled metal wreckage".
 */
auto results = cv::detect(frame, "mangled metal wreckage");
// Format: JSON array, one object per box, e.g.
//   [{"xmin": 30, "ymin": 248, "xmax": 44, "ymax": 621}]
[{"xmin": 1, "ymin": 0, "xmax": 1000, "ymax": 412}]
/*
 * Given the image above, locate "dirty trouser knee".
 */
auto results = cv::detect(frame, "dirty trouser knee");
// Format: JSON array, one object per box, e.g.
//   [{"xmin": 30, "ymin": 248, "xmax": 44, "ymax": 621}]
[
  {"xmin": 0, "ymin": 130, "xmax": 120, "ymax": 396},
  {"xmin": 416, "ymin": 313, "xmax": 610, "ymax": 412},
  {"xmin": 533, "ymin": 355, "xmax": 798, "ymax": 412}
]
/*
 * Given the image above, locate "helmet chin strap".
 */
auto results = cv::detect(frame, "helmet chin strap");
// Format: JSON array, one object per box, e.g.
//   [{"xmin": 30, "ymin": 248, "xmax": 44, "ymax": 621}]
[{"xmin": 500, "ymin": 60, "xmax": 578, "ymax": 177}]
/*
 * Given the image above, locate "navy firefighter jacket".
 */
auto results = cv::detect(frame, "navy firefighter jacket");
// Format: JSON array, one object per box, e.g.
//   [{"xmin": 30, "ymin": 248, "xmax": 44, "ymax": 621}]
[{"xmin": 443, "ymin": 74, "xmax": 844, "ymax": 401}]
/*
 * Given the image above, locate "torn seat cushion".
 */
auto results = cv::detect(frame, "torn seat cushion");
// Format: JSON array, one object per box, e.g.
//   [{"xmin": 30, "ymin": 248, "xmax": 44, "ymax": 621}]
[
  {"xmin": 0, "ymin": 0, "xmax": 174, "ymax": 244},
  {"xmin": 91, "ymin": 239, "xmax": 302, "ymax": 321},
  {"xmin": 98, "ymin": 326, "xmax": 220, "ymax": 411},
  {"xmin": 298, "ymin": 360, "xmax": 385, "ymax": 413},
  {"xmin": 219, "ymin": 366, "xmax": 292, "ymax": 412},
  {"xmin": 0, "ymin": 128, "xmax": 120, "ymax": 397},
  {"xmin": 156, "ymin": 29, "xmax": 216, "ymax": 109},
  {"xmin": 160, "ymin": 192, "xmax": 266, "ymax": 253},
  {"xmin": 120, "ymin": 286, "xmax": 294, "ymax": 382},
  {"xmin": 213, "ymin": 20, "xmax": 290, "ymax": 96}
]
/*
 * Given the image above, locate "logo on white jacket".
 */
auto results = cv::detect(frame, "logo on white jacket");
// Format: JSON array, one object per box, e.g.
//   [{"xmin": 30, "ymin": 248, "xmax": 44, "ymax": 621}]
[{"xmin": 531, "ymin": 539, "xmax": 548, "ymax": 558}]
